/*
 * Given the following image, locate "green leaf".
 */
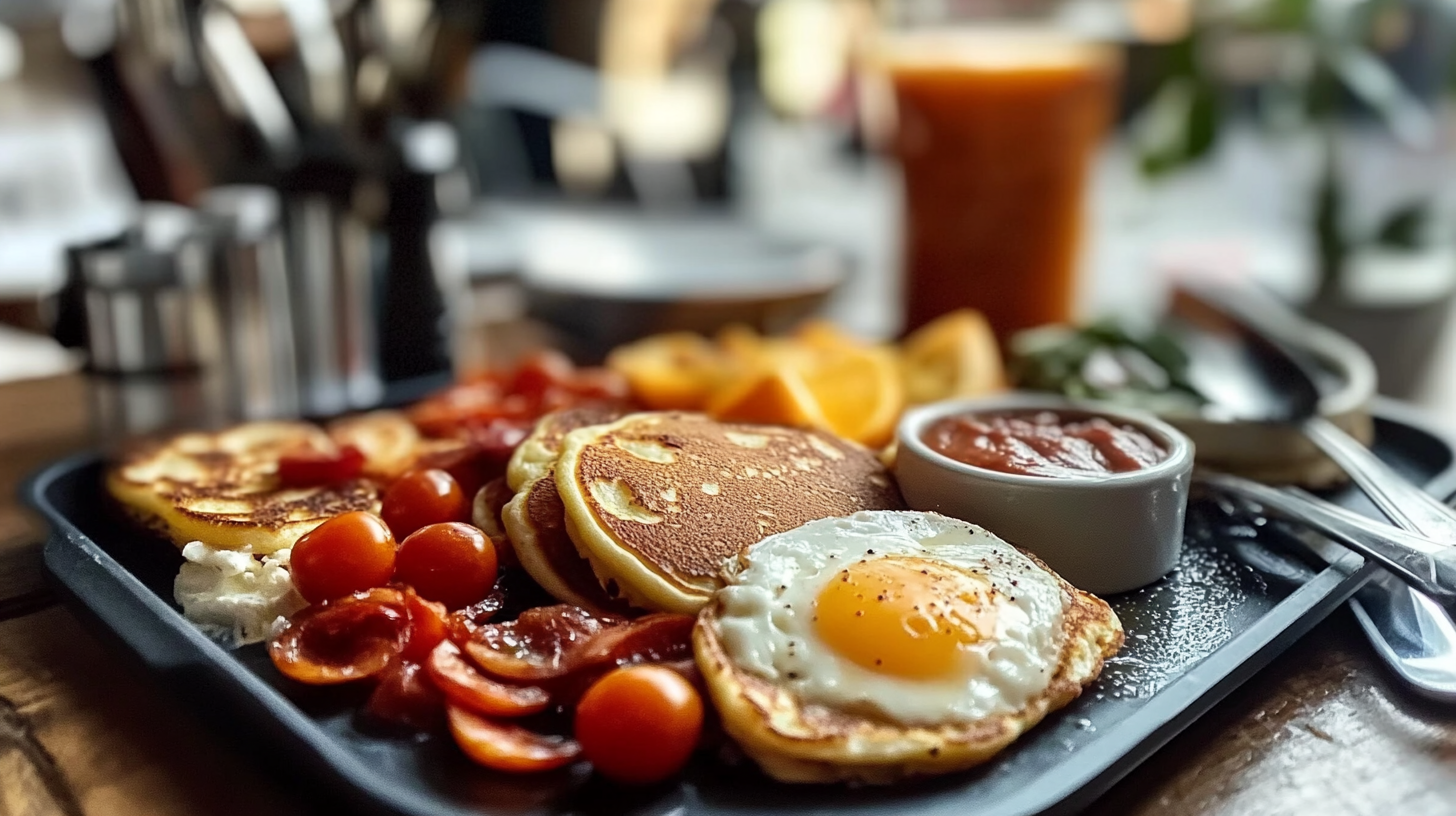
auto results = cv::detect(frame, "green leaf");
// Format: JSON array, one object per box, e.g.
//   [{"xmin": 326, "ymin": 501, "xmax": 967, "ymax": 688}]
[
  {"xmin": 1008, "ymin": 320, "xmax": 1208, "ymax": 408},
  {"xmin": 1134, "ymin": 32, "xmax": 1223, "ymax": 179},
  {"xmin": 1373, "ymin": 200, "xmax": 1429, "ymax": 251}
]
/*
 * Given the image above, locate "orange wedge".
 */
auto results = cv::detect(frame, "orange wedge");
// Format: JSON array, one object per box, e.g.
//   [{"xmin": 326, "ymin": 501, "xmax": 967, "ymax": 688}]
[
  {"xmin": 801, "ymin": 345, "xmax": 905, "ymax": 447},
  {"xmin": 793, "ymin": 320, "xmax": 866, "ymax": 352},
  {"xmin": 899, "ymin": 310, "xmax": 1006, "ymax": 405},
  {"xmin": 706, "ymin": 363, "xmax": 830, "ymax": 430},
  {"xmin": 708, "ymin": 345, "xmax": 904, "ymax": 448},
  {"xmin": 606, "ymin": 332, "xmax": 728, "ymax": 410}
]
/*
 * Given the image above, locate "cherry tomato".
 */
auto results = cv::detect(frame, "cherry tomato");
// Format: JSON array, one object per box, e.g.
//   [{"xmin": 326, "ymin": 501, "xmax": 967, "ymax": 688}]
[
  {"xmin": 395, "ymin": 522, "xmax": 498, "ymax": 610},
  {"xmin": 277, "ymin": 444, "xmax": 365, "ymax": 487},
  {"xmin": 447, "ymin": 704, "xmax": 581, "ymax": 773},
  {"xmin": 426, "ymin": 641, "xmax": 550, "ymax": 717},
  {"xmin": 382, "ymin": 469, "xmax": 469, "ymax": 539},
  {"xmin": 365, "ymin": 660, "xmax": 445, "ymax": 731},
  {"xmin": 290, "ymin": 511, "xmax": 397, "ymax": 604},
  {"xmin": 269, "ymin": 588, "xmax": 409, "ymax": 684},
  {"xmin": 574, "ymin": 665, "xmax": 703, "ymax": 785},
  {"xmin": 400, "ymin": 589, "xmax": 450, "ymax": 664}
]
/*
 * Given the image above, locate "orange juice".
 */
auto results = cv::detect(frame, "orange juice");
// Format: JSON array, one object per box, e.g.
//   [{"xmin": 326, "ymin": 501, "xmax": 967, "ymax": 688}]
[{"xmin": 878, "ymin": 31, "xmax": 1119, "ymax": 339}]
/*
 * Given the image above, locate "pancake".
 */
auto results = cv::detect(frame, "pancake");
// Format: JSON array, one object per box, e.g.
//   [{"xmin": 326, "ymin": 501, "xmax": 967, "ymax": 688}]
[
  {"xmin": 694, "ymin": 526, "xmax": 1122, "ymax": 785},
  {"xmin": 553, "ymin": 412, "xmax": 905, "ymax": 614},
  {"xmin": 108, "ymin": 421, "xmax": 380, "ymax": 553},
  {"xmin": 502, "ymin": 466, "xmax": 631, "ymax": 614},
  {"xmin": 325, "ymin": 410, "xmax": 423, "ymax": 481},
  {"xmin": 472, "ymin": 477, "xmax": 519, "ymax": 569},
  {"xmin": 506, "ymin": 404, "xmax": 628, "ymax": 492},
  {"xmin": 501, "ymin": 405, "xmax": 631, "ymax": 611}
]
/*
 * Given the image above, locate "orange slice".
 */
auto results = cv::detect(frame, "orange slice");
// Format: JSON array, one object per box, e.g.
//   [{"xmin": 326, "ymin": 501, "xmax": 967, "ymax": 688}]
[
  {"xmin": 707, "ymin": 345, "xmax": 903, "ymax": 448},
  {"xmin": 801, "ymin": 345, "xmax": 904, "ymax": 447},
  {"xmin": 706, "ymin": 363, "xmax": 829, "ymax": 430},
  {"xmin": 899, "ymin": 310, "xmax": 1006, "ymax": 405},
  {"xmin": 606, "ymin": 332, "xmax": 727, "ymax": 410}
]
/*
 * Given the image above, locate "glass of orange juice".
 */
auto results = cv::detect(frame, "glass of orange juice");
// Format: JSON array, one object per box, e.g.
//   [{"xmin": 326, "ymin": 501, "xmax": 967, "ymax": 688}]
[{"xmin": 867, "ymin": 6, "xmax": 1121, "ymax": 340}]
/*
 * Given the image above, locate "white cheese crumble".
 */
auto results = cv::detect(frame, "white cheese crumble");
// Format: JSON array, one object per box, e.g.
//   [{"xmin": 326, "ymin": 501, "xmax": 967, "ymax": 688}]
[{"xmin": 174, "ymin": 541, "xmax": 308, "ymax": 646}]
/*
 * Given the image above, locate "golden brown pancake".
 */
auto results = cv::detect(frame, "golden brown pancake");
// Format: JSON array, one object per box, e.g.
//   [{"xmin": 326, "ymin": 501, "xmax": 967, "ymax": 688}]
[
  {"xmin": 501, "ymin": 405, "xmax": 632, "ymax": 611},
  {"xmin": 554, "ymin": 412, "xmax": 905, "ymax": 613},
  {"xmin": 502, "ymin": 467, "xmax": 631, "ymax": 614},
  {"xmin": 506, "ymin": 404, "xmax": 629, "ymax": 492},
  {"xmin": 694, "ymin": 546, "xmax": 1122, "ymax": 784},
  {"xmin": 108, "ymin": 421, "xmax": 380, "ymax": 553},
  {"xmin": 325, "ymin": 410, "xmax": 421, "ymax": 480},
  {"xmin": 472, "ymin": 477, "xmax": 519, "ymax": 569}
]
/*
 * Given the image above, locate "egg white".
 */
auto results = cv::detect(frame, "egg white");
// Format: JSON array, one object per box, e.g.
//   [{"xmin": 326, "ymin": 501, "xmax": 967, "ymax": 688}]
[{"xmin": 712, "ymin": 511, "xmax": 1068, "ymax": 726}]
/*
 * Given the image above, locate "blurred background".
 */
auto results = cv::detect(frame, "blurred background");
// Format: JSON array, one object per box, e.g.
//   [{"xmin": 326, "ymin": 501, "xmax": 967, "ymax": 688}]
[{"xmin": 2, "ymin": 0, "xmax": 1455, "ymax": 442}]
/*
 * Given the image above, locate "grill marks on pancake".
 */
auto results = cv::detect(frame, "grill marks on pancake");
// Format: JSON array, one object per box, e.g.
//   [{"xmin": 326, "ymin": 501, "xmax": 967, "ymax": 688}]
[
  {"xmin": 170, "ymin": 478, "xmax": 378, "ymax": 528},
  {"xmin": 571, "ymin": 414, "xmax": 905, "ymax": 580}
]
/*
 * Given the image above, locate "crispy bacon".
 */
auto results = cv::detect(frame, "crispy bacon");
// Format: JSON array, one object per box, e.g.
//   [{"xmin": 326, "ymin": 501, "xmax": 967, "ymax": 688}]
[
  {"xmin": 407, "ymin": 351, "xmax": 630, "ymax": 444},
  {"xmin": 400, "ymin": 589, "xmax": 449, "ymax": 664},
  {"xmin": 459, "ymin": 605, "xmax": 624, "ymax": 682}
]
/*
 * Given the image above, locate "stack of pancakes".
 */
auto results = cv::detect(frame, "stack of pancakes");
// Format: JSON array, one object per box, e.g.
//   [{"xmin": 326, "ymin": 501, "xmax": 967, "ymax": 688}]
[{"xmin": 498, "ymin": 410, "xmax": 906, "ymax": 614}]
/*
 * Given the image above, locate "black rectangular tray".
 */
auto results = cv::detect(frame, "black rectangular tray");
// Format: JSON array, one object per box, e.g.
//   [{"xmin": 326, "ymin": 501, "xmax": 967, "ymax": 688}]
[{"xmin": 24, "ymin": 406, "xmax": 1456, "ymax": 816}]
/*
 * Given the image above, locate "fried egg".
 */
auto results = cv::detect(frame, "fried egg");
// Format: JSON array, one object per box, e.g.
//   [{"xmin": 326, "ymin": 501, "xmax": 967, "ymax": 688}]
[{"xmin": 694, "ymin": 510, "xmax": 1122, "ymax": 783}]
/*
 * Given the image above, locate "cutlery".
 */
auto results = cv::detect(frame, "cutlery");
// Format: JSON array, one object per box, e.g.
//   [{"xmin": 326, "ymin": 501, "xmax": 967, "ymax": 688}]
[
  {"xmin": 1206, "ymin": 474, "xmax": 1456, "ymax": 702},
  {"xmin": 1198, "ymin": 472, "xmax": 1456, "ymax": 603},
  {"xmin": 1170, "ymin": 283, "xmax": 1456, "ymax": 545},
  {"xmin": 1171, "ymin": 283, "xmax": 1456, "ymax": 700}
]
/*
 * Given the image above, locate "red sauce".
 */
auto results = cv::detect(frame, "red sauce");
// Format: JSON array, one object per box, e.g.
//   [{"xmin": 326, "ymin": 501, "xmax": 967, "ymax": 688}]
[{"xmin": 921, "ymin": 410, "xmax": 1167, "ymax": 478}]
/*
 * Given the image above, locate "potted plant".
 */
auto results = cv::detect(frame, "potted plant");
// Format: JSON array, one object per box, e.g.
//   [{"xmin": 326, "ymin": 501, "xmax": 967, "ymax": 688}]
[{"xmin": 1135, "ymin": 0, "xmax": 1456, "ymax": 396}]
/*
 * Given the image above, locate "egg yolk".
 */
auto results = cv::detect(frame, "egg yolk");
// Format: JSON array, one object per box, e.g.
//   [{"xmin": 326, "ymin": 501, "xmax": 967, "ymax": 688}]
[{"xmin": 813, "ymin": 556, "xmax": 997, "ymax": 680}]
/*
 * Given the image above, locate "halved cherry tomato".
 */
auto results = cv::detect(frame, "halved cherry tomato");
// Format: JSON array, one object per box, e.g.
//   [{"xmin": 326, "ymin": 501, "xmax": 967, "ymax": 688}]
[
  {"xmin": 574, "ymin": 665, "xmax": 703, "ymax": 785},
  {"xmin": 290, "ymin": 511, "xmax": 397, "ymax": 604},
  {"xmin": 277, "ymin": 444, "xmax": 365, "ymax": 487},
  {"xmin": 269, "ymin": 588, "xmax": 409, "ymax": 684},
  {"xmin": 447, "ymin": 704, "xmax": 581, "ymax": 773},
  {"xmin": 400, "ymin": 589, "xmax": 450, "ymax": 664},
  {"xmin": 365, "ymin": 660, "xmax": 445, "ymax": 731},
  {"xmin": 395, "ymin": 522, "xmax": 498, "ymax": 610},
  {"xmin": 460, "ymin": 609, "xmax": 692, "ymax": 687},
  {"xmin": 460, "ymin": 605, "xmax": 621, "ymax": 682},
  {"xmin": 426, "ymin": 641, "xmax": 550, "ymax": 717},
  {"xmin": 382, "ymin": 469, "xmax": 470, "ymax": 540},
  {"xmin": 566, "ymin": 614, "xmax": 695, "ymax": 674}
]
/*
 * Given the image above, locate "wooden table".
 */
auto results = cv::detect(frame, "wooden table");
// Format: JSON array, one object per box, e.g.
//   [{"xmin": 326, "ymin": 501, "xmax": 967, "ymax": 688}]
[{"xmin": 5, "ymin": 375, "xmax": 1456, "ymax": 816}]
